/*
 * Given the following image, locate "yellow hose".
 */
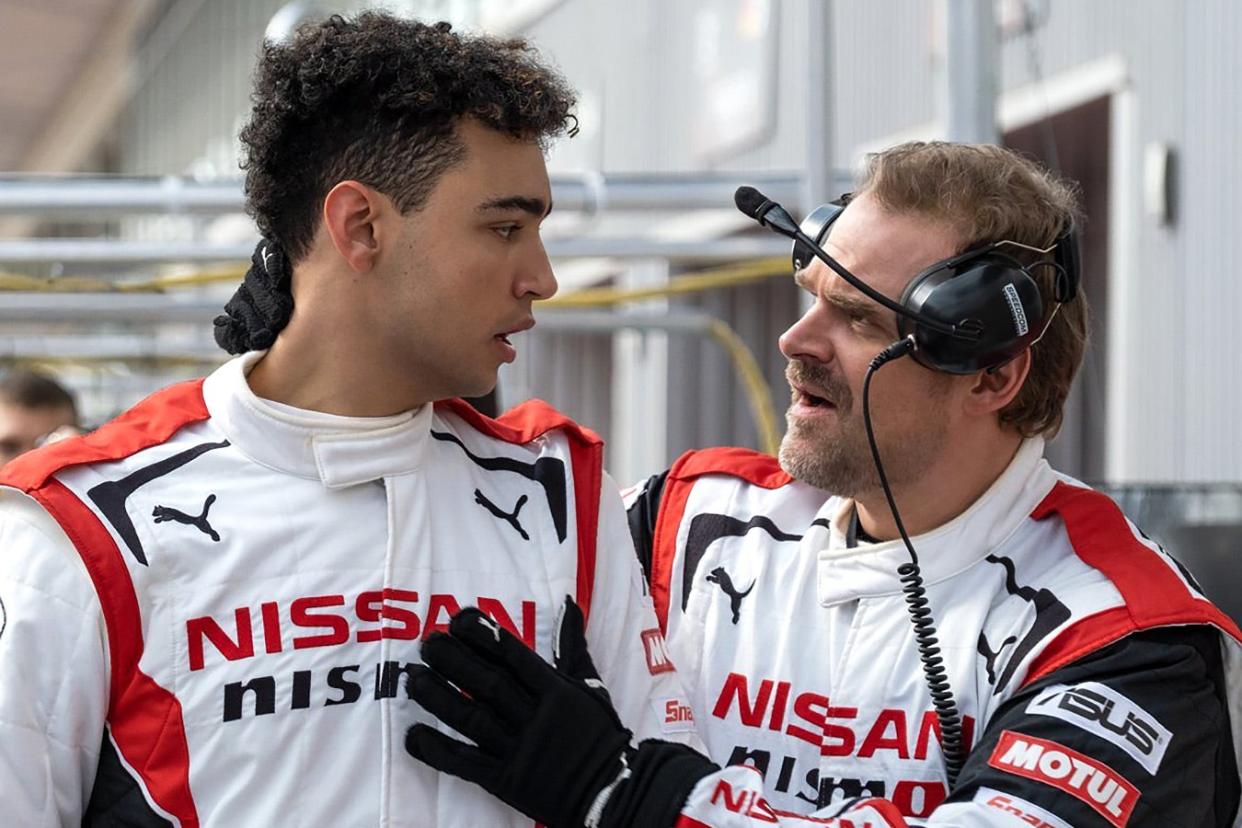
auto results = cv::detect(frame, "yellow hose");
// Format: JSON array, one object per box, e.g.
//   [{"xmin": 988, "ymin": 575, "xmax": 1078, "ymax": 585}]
[{"xmin": 704, "ymin": 319, "xmax": 783, "ymax": 455}]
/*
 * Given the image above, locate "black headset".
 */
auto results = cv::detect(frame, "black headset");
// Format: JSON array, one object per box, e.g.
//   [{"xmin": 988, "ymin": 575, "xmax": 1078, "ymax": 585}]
[{"xmin": 791, "ymin": 195, "xmax": 1081, "ymax": 375}]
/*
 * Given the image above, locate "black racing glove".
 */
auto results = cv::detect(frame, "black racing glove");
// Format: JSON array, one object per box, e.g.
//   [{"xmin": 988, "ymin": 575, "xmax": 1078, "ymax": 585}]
[
  {"xmin": 406, "ymin": 598, "xmax": 717, "ymax": 828},
  {"xmin": 213, "ymin": 239, "xmax": 294, "ymax": 354}
]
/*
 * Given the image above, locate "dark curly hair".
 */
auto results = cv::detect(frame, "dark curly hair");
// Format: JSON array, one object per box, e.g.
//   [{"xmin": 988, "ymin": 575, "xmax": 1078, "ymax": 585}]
[{"xmin": 239, "ymin": 12, "xmax": 577, "ymax": 264}]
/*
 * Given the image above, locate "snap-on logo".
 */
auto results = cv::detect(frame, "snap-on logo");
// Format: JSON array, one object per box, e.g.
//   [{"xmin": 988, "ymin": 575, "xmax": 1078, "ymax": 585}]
[
  {"xmin": 1003, "ymin": 283, "xmax": 1030, "ymax": 336},
  {"xmin": 974, "ymin": 786, "xmax": 1071, "ymax": 828},
  {"xmin": 653, "ymin": 697, "xmax": 697, "ymax": 735},
  {"xmin": 641, "ymin": 628, "xmax": 675, "ymax": 674},
  {"xmin": 1027, "ymin": 682, "xmax": 1171, "ymax": 774},
  {"xmin": 988, "ymin": 731, "xmax": 1139, "ymax": 827}
]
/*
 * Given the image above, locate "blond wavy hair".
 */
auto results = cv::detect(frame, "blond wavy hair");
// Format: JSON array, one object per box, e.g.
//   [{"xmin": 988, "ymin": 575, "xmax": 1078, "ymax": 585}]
[{"xmin": 858, "ymin": 141, "xmax": 1087, "ymax": 438}]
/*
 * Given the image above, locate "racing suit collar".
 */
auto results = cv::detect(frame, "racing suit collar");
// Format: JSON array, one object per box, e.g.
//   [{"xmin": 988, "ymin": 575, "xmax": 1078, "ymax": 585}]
[
  {"xmin": 812, "ymin": 436, "xmax": 1054, "ymax": 605},
  {"xmin": 202, "ymin": 352, "xmax": 433, "ymax": 489}
]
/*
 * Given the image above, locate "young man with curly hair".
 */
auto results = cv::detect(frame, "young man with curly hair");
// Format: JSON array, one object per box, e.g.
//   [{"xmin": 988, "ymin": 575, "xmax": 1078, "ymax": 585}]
[{"xmin": 0, "ymin": 13, "xmax": 695, "ymax": 825}]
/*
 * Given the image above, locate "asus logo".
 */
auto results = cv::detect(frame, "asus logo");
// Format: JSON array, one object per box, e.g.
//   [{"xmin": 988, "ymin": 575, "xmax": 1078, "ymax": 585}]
[{"xmin": 1027, "ymin": 682, "xmax": 1171, "ymax": 774}]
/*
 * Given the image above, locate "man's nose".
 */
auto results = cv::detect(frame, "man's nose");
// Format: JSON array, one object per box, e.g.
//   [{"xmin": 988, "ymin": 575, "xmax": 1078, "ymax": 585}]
[
  {"xmin": 518, "ymin": 240, "xmax": 557, "ymax": 300},
  {"xmin": 778, "ymin": 305, "xmax": 834, "ymax": 365}
]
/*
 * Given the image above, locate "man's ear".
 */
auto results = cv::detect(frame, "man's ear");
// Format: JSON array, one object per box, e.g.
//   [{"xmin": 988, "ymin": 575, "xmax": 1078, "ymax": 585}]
[
  {"xmin": 322, "ymin": 181, "xmax": 390, "ymax": 274},
  {"xmin": 964, "ymin": 348, "xmax": 1032, "ymax": 416}
]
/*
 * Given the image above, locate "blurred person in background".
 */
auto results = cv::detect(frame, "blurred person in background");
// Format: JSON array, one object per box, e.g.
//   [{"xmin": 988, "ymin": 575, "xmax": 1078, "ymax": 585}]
[
  {"xmin": 0, "ymin": 369, "xmax": 80, "ymax": 466},
  {"xmin": 368, "ymin": 143, "xmax": 1237, "ymax": 826},
  {"xmin": 0, "ymin": 12, "xmax": 695, "ymax": 826}
]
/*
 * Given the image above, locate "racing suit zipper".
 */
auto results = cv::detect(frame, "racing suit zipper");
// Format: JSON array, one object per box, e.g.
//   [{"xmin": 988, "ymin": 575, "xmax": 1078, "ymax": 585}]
[
  {"xmin": 379, "ymin": 475, "xmax": 399, "ymax": 826},
  {"xmin": 819, "ymin": 599, "xmax": 863, "ymax": 810}
]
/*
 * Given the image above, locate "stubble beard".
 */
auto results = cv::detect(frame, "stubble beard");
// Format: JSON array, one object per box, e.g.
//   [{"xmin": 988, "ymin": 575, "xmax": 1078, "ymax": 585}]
[{"xmin": 777, "ymin": 360, "xmax": 950, "ymax": 498}]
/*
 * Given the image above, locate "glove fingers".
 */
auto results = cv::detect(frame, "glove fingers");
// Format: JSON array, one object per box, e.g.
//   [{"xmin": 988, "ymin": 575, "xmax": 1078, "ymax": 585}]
[
  {"xmin": 553, "ymin": 596, "xmax": 602, "ymax": 684},
  {"xmin": 408, "ymin": 665, "xmax": 513, "ymax": 755},
  {"xmin": 405, "ymin": 723, "xmax": 502, "ymax": 787},
  {"xmin": 448, "ymin": 608, "xmax": 554, "ymax": 694},
  {"xmin": 421, "ymin": 633, "xmax": 534, "ymax": 725}
]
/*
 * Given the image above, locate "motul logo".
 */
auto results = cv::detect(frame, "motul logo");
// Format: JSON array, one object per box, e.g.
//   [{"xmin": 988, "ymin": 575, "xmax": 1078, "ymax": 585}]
[
  {"xmin": 641, "ymin": 628, "xmax": 675, "ymax": 674},
  {"xmin": 186, "ymin": 589, "xmax": 536, "ymax": 671},
  {"xmin": 988, "ymin": 731, "xmax": 1138, "ymax": 827}
]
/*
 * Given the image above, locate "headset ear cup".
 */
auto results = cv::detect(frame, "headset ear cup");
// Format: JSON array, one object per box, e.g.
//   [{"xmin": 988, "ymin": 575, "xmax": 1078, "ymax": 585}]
[
  {"xmin": 1053, "ymin": 225, "xmax": 1081, "ymax": 303},
  {"xmin": 791, "ymin": 201, "xmax": 847, "ymax": 272},
  {"xmin": 1054, "ymin": 267, "xmax": 1071, "ymax": 304},
  {"xmin": 900, "ymin": 254, "xmax": 1044, "ymax": 374},
  {"xmin": 898, "ymin": 266, "xmax": 967, "ymax": 373}
]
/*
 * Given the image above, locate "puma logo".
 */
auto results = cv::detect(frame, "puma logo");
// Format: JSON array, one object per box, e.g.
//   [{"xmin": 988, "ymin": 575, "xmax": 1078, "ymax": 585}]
[
  {"xmin": 982, "ymin": 553, "xmax": 1071, "ymax": 691},
  {"xmin": 706, "ymin": 566, "xmax": 754, "ymax": 624},
  {"xmin": 474, "ymin": 489, "xmax": 529, "ymax": 541},
  {"xmin": 977, "ymin": 632, "xmax": 1018, "ymax": 685},
  {"xmin": 152, "ymin": 494, "xmax": 220, "ymax": 542}
]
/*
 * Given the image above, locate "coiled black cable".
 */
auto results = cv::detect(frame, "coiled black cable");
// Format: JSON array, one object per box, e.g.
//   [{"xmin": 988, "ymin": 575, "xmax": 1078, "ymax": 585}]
[{"xmin": 861, "ymin": 336, "xmax": 967, "ymax": 786}]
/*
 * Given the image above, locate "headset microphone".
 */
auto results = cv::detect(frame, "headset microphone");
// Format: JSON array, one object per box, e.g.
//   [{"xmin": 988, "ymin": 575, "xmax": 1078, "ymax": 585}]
[
  {"xmin": 733, "ymin": 186, "xmax": 804, "ymax": 236},
  {"xmin": 734, "ymin": 186, "xmax": 971, "ymax": 343}
]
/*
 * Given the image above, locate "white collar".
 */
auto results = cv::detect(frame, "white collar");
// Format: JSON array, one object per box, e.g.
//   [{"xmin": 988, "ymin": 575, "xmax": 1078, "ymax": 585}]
[
  {"xmin": 201, "ymin": 352, "xmax": 433, "ymax": 489},
  {"xmin": 812, "ymin": 437, "xmax": 1056, "ymax": 605}
]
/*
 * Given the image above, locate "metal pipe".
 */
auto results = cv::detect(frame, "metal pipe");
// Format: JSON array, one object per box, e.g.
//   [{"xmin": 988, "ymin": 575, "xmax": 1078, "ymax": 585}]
[
  {"xmin": 0, "ymin": 240, "xmax": 255, "ymax": 264},
  {"xmin": 804, "ymin": 0, "xmax": 837, "ymax": 215},
  {"xmin": 0, "ymin": 177, "xmax": 245, "ymax": 215},
  {"xmin": 802, "ymin": 0, "xmax": 837, "ymax": 313},
  {"xmin": 0, "ymin": 294, "xmax": 224, "ymax": 323},
  {"xmin": 549, "ymin": 172, "xmax": 809, "ymax": 213},
  {"xmin": 0, "ymin": 172, "xmax": 811, "ymax": 217},
  {"xmin": 0, "ymin": 236, "xmax": 791, "ymax": 266},
  {"xmin": 0, "ymin": 306, "xmax": 715, "ymax": 342},
  {"xmin": 941, "ymin": 0, "xmax": 999, "ymax": 143},
  {"xmin": 0, "ymin": 293, "xmax": 733, "ymax": 329},
  {"xmin": 537, "ymin": 309, "xmax": 715, "ymax": 335},
  {"xmin": 0, "ymin": 334, "xmax": 217, "ymax": 360}
]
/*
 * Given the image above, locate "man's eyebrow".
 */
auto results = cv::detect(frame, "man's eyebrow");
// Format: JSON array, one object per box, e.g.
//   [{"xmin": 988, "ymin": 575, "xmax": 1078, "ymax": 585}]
[
  {"xmin": 795, "ymin": 270, "xmax": 897, "ymax": 331},
  {"xmin": 476, "ymin": 196, "xmax": 551, "ymax": 217},
  {"xmin": 824, "ymin": 290, "xmax": 896, "ymax": 328}
]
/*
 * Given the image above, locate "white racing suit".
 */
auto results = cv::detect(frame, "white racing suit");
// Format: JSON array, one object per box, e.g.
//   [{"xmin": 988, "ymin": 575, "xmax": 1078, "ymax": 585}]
[
  {"xmin": 0, "ymin": 353, "xmax": 697, "ymax": 827},
  {"xmin": 625, "ymin": 438, "xmax": 1242, "ymax": 827}
]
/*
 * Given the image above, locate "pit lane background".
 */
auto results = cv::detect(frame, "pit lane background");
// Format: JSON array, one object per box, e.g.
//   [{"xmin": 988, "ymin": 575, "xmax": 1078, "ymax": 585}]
[{"xmin": 1, "ymin": 0, "xmax": 1239, "ymax": 618}]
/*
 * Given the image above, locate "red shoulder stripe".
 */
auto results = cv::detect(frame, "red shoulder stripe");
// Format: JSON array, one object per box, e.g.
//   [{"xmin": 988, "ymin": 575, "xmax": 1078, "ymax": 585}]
[
  {"xmin": 650, "ymin": 448, "xmax": 789, "ymax": 632},
  {"xmin": 651, "ymin": 452, "xmax": 695, "ymax": 632},
  {"xmin": 0, "ymin": 381, "xmax": 210, "ymax": 819},
  {"xmin": 668, "ymin": 446, "xmax": 791, "ymax": 489},
  {"xmin": 0, "ymin": 380, "xmax": 209, "ymax": 492},
  {"xmin": 1023, "ymin": 480, "xmax": 1242, "ymax": 685},
  {"xmin": 33, "ymin": 480, "xmax": 197, "ymax": 825},
  {"xmin": 438, "ymin": 397, "xmax": 601, "ymax": 447},
  {"xmin": 438, "ymin": 398, "xmax": 604, "ymax": 622}
]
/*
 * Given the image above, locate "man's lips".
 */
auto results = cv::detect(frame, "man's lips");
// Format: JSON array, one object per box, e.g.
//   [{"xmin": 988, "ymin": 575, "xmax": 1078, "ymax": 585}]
[
  {"xmin": 791, "ymin": 382, "xmax": 834, "ymax": 409},
  {"xmin": 494, "ymin": 317, "xmax": 536, "ymax": 346}
]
